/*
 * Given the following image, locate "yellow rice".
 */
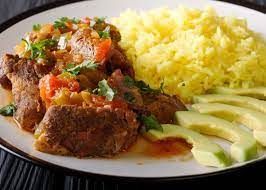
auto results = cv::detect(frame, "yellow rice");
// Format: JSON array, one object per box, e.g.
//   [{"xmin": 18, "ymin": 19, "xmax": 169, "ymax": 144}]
[{"xmin": 112, "ymin": 7, "xmax": 266, "ymax": 102}]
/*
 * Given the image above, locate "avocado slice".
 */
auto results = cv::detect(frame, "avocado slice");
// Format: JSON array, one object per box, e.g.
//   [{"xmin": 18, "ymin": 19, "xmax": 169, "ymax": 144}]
[
  {"xmin": 191, "ymin": 103, "xmax": 266, "ymax": 146},
  {"xmin": 142, "ymin": 124, "xmax": 231, "ymax": 168},
  {"xmin": 175, "ymin": 111, "xmax": 257, "ymax": 162},
  {"xmin": 210, "ymin": 87, "xmax": 266, "ymax": 100},
  {"xmin": 193, "ymin": 94, "xmax": 266, "ymax": 114}
]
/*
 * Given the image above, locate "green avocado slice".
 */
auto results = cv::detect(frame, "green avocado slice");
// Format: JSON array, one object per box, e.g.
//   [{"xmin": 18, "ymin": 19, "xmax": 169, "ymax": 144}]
[
  {"xmin": 193, "ymin": 94, "xmax": 266, "ymax": 114},
  {"xmin": 142, "ymin": 124, "xmax": 231, "ymax": 168},
  {"xmin": 210, "ymin": 87, "xmax": 266, "ymax": 100},
  {"xmin": 191, "ymin": 103, "xmax": 266, "ymax": 146},
  {"xmin": 175, "ymin": 111, "xmax": 257, "ymax": 162}
]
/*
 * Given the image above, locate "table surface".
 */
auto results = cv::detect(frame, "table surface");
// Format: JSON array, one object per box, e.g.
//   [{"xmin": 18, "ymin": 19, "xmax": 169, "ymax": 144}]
[{"xmin": 0, "ymin": 0, "xmax": 266, "ymax": 189}]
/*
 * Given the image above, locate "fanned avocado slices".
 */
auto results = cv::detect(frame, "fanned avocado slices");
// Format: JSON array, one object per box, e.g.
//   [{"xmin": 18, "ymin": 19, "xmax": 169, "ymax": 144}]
[
  {"xmin": 191, "ymin": 103, "xmax": 266, "ymax": 146},
  {"xmin": 193, "ymin": 94, "xmax": 266, "ymax": 114},
  {"xmin": 175, "ymin": 111, "xmax": 257, "ymax": 162},
  {"xmin": 210, "ymin": 87, "xmax": 266, "ymax": 100},
  {"xmin": 142, "ymin": 124, "xmax": 231, "ymax": 168}
]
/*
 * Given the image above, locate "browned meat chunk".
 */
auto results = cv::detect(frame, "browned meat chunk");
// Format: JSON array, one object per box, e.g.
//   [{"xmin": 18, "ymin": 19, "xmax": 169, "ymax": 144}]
[
  {"xmin": 70, "ymin": 28, "xmax": 107, "ymax": 64},
  {"xmin": 5, "ymin": 57, "xmax": 46, "ymax": 131},
  {"xmin": 33, "ymin": 62, "xmax": 55, "ymax": 78},
  {"xmin": 0, "ymin": 54, "xmax": 19, "ymax": 89},
  {"xmin": 107, "ymin": 43, "xmax": 135, "ymax": 77},
  {"xmin": 35, "ymin": 105, "xmax": 139, "ymax": 157},
  {"xmin": 108, "ymin": 69, "xmax": 187, "ymax": 124},
  {"xmin": 108, "ymin": 69, "xmax": 143, "ymax": 106},
  {"xmin": 78, "ymin": 69, "xmax": 107, "ymax": 90},
  {"xmin": 143, "ymin": 93, "xmax": 187, "ymax": 124},
  {"xmin": 70, "ymin": 28, "xmax": 134, "ymax": 77}
]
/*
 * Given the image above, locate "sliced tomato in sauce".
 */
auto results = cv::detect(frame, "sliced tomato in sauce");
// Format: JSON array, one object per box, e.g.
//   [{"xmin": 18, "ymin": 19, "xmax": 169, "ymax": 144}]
[
  {"xmin": 39, "ymin": 74, "xmax": 80, "ymax": 107},
  {"xmin": 95, "ymin": 38, "xmax": 112, "ymax": 62}
]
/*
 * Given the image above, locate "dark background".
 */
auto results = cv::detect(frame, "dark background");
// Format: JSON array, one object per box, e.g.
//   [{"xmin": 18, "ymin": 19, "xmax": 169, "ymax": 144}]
[{"xmin": 0, "ymin": 0, "xmax": 266, "ymax": 189}]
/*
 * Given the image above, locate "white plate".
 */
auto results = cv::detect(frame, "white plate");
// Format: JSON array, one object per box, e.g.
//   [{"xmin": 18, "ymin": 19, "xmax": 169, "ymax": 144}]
[{"xmin": 0, "ymin": 0, "xmax": 266, "ymax": 179}]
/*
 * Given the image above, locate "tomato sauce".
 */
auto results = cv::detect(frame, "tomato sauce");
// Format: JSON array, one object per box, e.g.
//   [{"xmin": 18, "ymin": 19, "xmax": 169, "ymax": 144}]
[{"xmin": 125, "ymin": 136, "xmax": 191, "ymax": 158}]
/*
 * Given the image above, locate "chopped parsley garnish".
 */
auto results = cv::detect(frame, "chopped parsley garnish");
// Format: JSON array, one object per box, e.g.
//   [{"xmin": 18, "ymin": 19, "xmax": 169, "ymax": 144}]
[
  {"xmin": 124, "ymin": 75, "xmax": 135, "ymax": 87},
  {"xmin": 94, "ymin": 16, "xmax": 106, "ymax": 24},
  {"xmin": 64, "ymin": 61, "xmax": 98, "ymax": 75},
  {"xmin": 124, "ymin": 92, "xmax": 136, "ymax": 103},
  {"xmin": 22, "ymin": 38, "xmax": 57, "ymax": 60},
  {"xmin": 141, "ymin": 115, "xmax": 163, "ymax": 132},
  {"xmin": 0, "ymin": 103, "xmax": 16, "ymax": 116},
  {"xmin": 93, "ymin": 79, "xmax": 116, "ymax": 101},
  {"xmin": 123, "ymin": 75, "xmax": 162, "ymax": 94},
  {"xmin": 53, "ymin": 17, "xmax": 68, "ymax": 29},
  {"xmin": 134, "ymin": 80, "xmax": 160, "ymax": 94},
  {"xmin": 33, "ymin": 24, "xmax": 41, "ymax": 31},
  {"xmin": 98, "ymin": 26, "xmax": 110, "ymax": 39},
  {"xmin": 54, "ymin": 17, "xmax": 80, "ymax": 29},
  {"xmin": 71, "ymin": 17, "xmax": 80, "ymax": 24}
]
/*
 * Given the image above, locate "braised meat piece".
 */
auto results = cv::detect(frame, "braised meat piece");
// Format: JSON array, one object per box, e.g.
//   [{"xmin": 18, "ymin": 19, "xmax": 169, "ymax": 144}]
[
  {"xmin": 33, "ymin": 62, "xmax": 55, "ymax": 78},
  {"xmin": 70, "ymin": 28, "xmax": 134, "ymax": 77},
  {"xmin": 1, "ymin": 55, "xmax": 46, "ymax": 131},
  {"xmin": 78, "ymin": 70, "xmax": 107, "ymax": 90},
  {"xmin": 70, "ymin": 28, "xmax": 111, "ymax": 65},
  {"xmin": 107, "ymin": 43, "xmax": 135, "ymax": 77},
  {"xmin": 35, "ymin": 104, "xmax": 138, "ymax": 157},
  {"xmin": 143, "ymin": 93, "xmax": 187, "ymax": 124},
  {"xmin": 0, "ymin": 54, "xmax": 19, "ymax": 90},
  {"xmin": 108, "ymin": 69, "xmax": 143, "ymax": 106},
  {"xmin": 108, "ymin": 69, "xmax": 187, "ymax": 124}
]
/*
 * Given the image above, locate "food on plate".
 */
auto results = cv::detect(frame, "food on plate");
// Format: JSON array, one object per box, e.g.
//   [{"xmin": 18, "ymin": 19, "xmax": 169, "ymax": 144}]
[
  {"xmin": 0, "ymin": 54, "xmax": 46, "ymax": 131},
  {"xmin": 191, "ymin": 103, "xmax": 266, "ymax": 146},
  {"xmin": 193, "ymin": 94, "xmax": 266, "ymax": 114},
  {"xmin": 112, "ymin": 7, "xmax": 266, "ymax": 102},
  {"xmin": 210, "ymin": 87, "xmax": 266, "ymax": 100},
  {"xmin": 0, "ymin": 16, "xmax": 186, "ymax": 157},
  {"xmin": 175, "ymin": 111, "xmax": 257, "ymax": 162},
  {"xmin": 1, "ymin": 6, "xmax": 266, "ymax": 168},
  {"xmin": 34, "ymin": 105, "xmax": 138, "ymax": 157},
  {"xmin": 142, "ymin": 124, "xmax": 230, "ymax": 167}
]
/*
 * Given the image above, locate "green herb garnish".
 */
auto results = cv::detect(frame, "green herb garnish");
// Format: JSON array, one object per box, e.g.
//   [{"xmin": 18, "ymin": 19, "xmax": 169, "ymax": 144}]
[
  {"xmin": 93, "ymin": 79, "xmax": 116, "ymax": 101},
  {"xmin": 23, "ymin": 39, "xmax": 57, "ymax": 60},
  {"xmin": 54, "ymin": 17, "xmax": 81, "ymax": 29},
  {"xmin": 64, "ymin": 61, "xmax": 98, "ymax": 75},
  {"xmin": 33, "ymin": 24, "xmax": 41, "ymax": 31},
  {"xmin": 0, "ymin": 104, "xmax": 16, "ymax": 116},
  {"xmin": 124, "ymin": 75, "xmax": 135, "ymax": 87},
  {"xmin": 53, "ymin": 17, "xmax": 69, "ymax": 29},
  {"xmin": 71, "ymin": 17, "xmax": 80, "ymax": 24},
  {"xmin": 123, "ymin": 75, "xmax": 162, "ymax": 94},
  {"xmin": 94, "ymin": 16, "xmax": 106, "ymax": 24},
  {"xmin": 124, "ymin": 92, "xmax": 136, "ymax": 103},
  {"xmin": 141, "ymin": 115, "xmax": 163, "ymax": 132},
  {"xmin": 159, "ymin": 79, "xmax": 165, "ymax": 93},
  {"xmin": 98, "ymin": 26, "xmax": 110, "ymax": 39}
]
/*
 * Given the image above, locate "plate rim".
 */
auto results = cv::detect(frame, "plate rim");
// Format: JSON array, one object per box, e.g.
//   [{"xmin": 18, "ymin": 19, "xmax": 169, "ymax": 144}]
[{"xmin": 0, "ymin": 0, "xmax": 265, "ymax": 181}]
